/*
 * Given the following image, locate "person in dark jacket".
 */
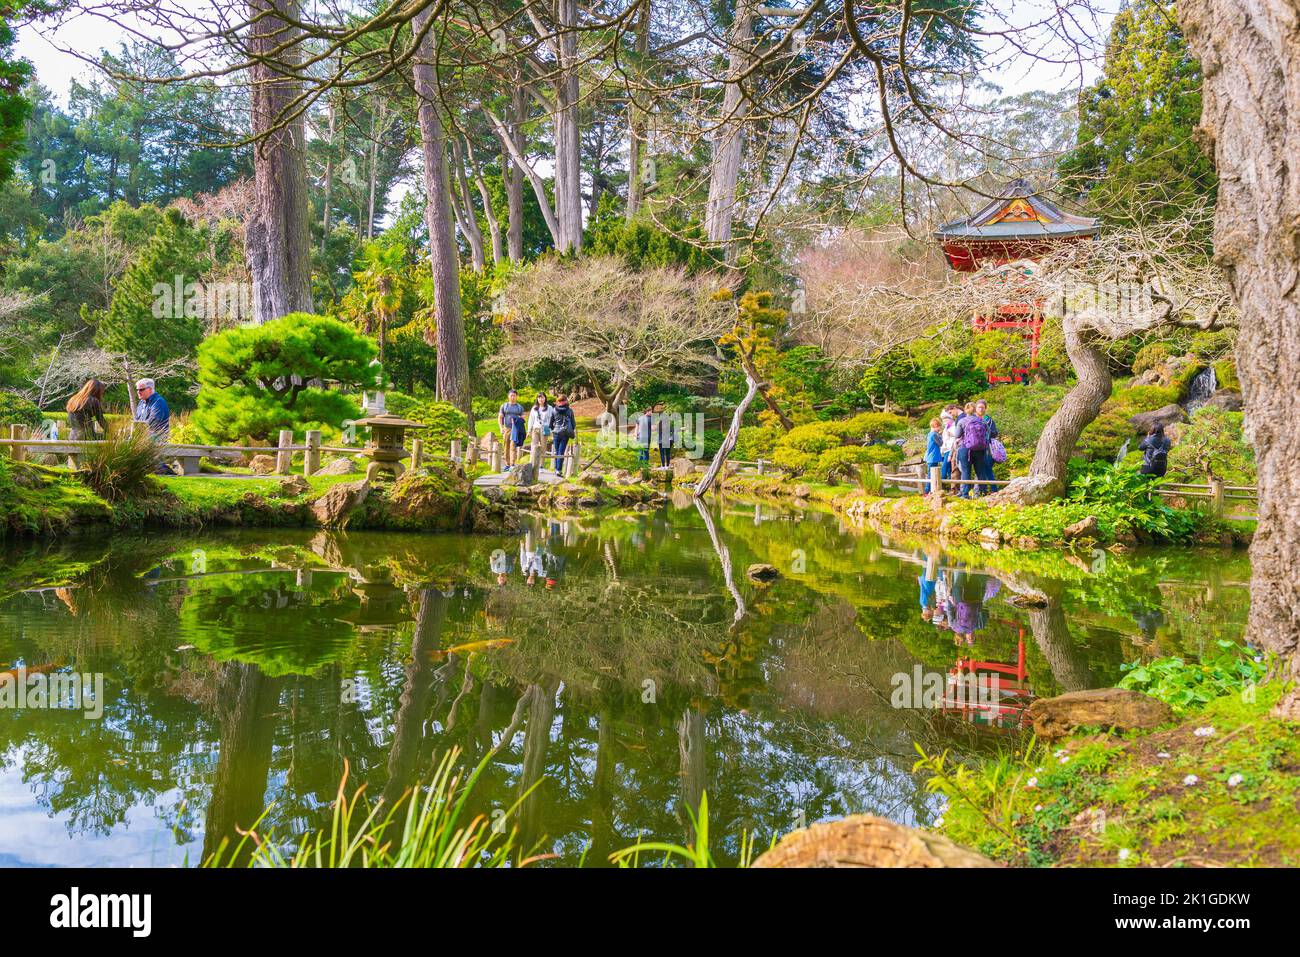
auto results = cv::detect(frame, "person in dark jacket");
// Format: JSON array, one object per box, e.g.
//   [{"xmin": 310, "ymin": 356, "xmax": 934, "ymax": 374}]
[
  {"xmin": 550, "ymin": 395, "xmax": 577, "ymax": 473},
  {"xmin": 1138, "ymin": 425, "xmax": 1171, "ymax": 477},
  {"xmin": 132, "ymin": 378, "xmax": 170, "ymax": 436},
  {"xmin": 66, "ymin": 378, "xmax": 109, "ymax": 440}
]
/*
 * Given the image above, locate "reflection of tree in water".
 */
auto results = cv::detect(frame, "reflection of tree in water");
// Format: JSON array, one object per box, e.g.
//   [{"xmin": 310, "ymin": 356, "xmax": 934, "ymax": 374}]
[{"xmin": 0, "ymin": 514, "xmax": 1254, "ymax": 865}]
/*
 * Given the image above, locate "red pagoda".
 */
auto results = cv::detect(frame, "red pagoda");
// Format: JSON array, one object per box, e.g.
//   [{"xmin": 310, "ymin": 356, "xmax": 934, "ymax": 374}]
[{"xmin": 936, "ymin": 179, "xmax": 1100, "ymax": 384}]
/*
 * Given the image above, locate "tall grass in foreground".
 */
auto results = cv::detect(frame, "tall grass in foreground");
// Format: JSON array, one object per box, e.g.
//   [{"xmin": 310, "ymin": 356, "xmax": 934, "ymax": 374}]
[
  {"xmin": 610, "ymin": 794, "xmax": 768, "ymax": 868},
  {"xmin": 75, "ymin": 424, "xmax": 162, "ymax": 501},
  {"xmin": 205, "ymin": 748, "xmax": 546, "ymax": 868}
]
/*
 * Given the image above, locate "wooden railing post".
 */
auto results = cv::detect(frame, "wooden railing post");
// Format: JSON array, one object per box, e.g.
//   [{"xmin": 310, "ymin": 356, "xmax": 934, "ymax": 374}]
[
  {"xmin": 529, "ymin": 426, "xmax": 542, "ymax": 473},
  {"xmin": 466, "ymin": 434, "xmax": 479, "ymax": 467},
  {"xmin": 304, "ymin": 430, "xmax": 321, "ymax": 477},
  {"xmin": 872, "ymin": 462, "xmax": 886, "ymax": 490},
  {"xmin": 488, "ymin": 432, "xmax": 502, "ymax": 472},
  {"xmin": 756, "ymin": 457, "xmax": 765, "ymax": 476},
  {"xmin": 929, "ymin": 465, "xmax": 943, "ymax": 503},
  {"xmin": 276, "ymin": 429, "xmax": 293, "ymax": 475},
  {"xmin": 449, "ymin": 438, "xmax": 460, "ymax": 466},
  {"xmin": 564, "ymin": 439, "xmax": 579, "ymax": 478},
  {"xmin": 411, "ymin": 437, "xmax": 424, "ymax": 471},
  {"xmin": 1209, "ymin": 474, "xmax": 1225, "ymax": 518},
  {"xmin": 11, "ymin": 424, "xmax": 27, "ymax": 463}
]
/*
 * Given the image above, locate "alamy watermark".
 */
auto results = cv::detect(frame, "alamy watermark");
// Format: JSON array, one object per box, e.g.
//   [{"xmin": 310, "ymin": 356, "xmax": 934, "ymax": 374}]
[
  {"xmin": 0, "ymin": 667, "xmax": 104, "ymax": 719},
  {"xmin": 152, "ymin": 276, "xmax": 256, "ymax": 321},
  {"xmin": 594, "ymin": 406, "xmax": 708, "ymax": 459}
]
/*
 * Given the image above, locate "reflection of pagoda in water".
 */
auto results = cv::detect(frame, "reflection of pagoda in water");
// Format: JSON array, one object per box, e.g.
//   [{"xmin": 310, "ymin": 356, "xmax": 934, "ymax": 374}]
[
  {"xmin": 941, "ymin": 629, "xmax": 1035, "ymax": 732},
  {"xmin": 334, "ymin": 564, "xmax": 414, "ymax": 632}
]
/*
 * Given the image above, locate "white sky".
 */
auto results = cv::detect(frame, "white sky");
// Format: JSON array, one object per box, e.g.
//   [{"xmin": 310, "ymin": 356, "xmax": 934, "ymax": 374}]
[{"xmin": 16, "ymin": 3, "xmax": 1117, "ymax": 106}]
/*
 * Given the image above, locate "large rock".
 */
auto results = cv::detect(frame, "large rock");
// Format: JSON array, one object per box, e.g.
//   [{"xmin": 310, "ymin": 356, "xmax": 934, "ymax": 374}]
[
  {"xmin": 248, "ymin": 453, "xmax": 278, "ymax": 475},
  {"xmin": 316, "ymin": 456, "xmax": 360, "ymax": 476},
  {"xmin": 274, "ymin": 475, "xmax": 310, "ymax": 498},
  {"xmin": 1029, "ymin": 688, "xmax": 1173, "ymax": 740},
  {"xmin": 745, "ymin": 563, "xmax": 781, "ymax": 584},
  {"xmin": 752, "ymin": 816, "xmax": 998, "ymax": 868},
  {"xmin": 1062, "ymin": 515, "xmax": 1100, "ymax": 541},
  {"xmin": 671, "ymin": 456, "xmax": 695, "ymax": 480},
  {"xmin": 501, "ymin": 461, "xmax": 535, "ymax": 486},
  {"xmin": 310, "ymin": 480, "xmax": 370, "ymax": 527},
  {"xmin": 1204, "ymin": 389, "xmax": 1244, "ymax": 412},
  {"xmin": 1129, "ymin": 404, "xmax": 1187, "ymax": 434}
]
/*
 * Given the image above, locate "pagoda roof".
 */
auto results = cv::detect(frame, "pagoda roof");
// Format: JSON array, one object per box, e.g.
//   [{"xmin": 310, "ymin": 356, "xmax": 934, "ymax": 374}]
[{"xmin": 936, "ymin": 179, "xmax": 1100, "ymax": 242}]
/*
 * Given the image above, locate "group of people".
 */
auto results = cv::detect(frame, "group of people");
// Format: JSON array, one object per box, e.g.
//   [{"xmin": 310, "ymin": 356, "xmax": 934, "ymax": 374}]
[
  {"xmin": 634, "ymin": 407, "xmax": 675, "ymax": 467},
  {"xmin": 497, "ymin": 390, "xmax": 577, "ymax": 473},
  {"xmin": 924, "ymin": 398, "xmax": 1004, "ymax": 498},
  {"xmin": 64, "ymin": 377, "xmax": 171, "ymax": 439}
]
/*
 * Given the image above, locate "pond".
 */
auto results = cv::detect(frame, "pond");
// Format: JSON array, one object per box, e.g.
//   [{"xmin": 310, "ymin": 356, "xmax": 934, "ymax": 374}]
[{"xmin": 0, "ymin": 497, "xmax": 1250, "ymax": 866}]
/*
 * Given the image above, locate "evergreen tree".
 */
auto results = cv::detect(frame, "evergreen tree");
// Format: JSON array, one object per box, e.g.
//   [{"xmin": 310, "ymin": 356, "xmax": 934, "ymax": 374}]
[
  {"xmin": 92, "ymin": 208, "xmax": 208, "ymax": 383},
  {"xmin": 1059, "ymin": 0, "xmax": 1216, "ymax": 229},
  {"xmin": 0, "ymin": 4, "xmax": 32, "ymax": 187}
]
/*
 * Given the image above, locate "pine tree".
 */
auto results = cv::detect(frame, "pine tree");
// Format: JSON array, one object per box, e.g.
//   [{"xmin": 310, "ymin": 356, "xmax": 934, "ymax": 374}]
[
  {"xmin": 1059, "ymin": 0, "xmax": 1216, "ymax": 231},
  {"xmin": 93, "ymin": 207, "xmax": 208, "ymax": 378}
]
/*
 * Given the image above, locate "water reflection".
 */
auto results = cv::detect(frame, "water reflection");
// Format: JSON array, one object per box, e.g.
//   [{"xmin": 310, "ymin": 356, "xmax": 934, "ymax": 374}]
[{"xmin": 0, "ymin": 502, "xmax": 1251, "ymax": 866}]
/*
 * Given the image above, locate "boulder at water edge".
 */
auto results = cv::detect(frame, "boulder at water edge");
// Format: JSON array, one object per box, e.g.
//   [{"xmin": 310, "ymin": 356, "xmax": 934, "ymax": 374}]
[
  {"xmin": 1029, "ymin": 688, "xmax": 1173, "ymax": 740},
  {"xmin": 751, "ymin": 816, "xmax": 998, "ymax": 868},
  {"xmin": 310, "ymin": 480, "xmax": 370, "ymax": 526}
]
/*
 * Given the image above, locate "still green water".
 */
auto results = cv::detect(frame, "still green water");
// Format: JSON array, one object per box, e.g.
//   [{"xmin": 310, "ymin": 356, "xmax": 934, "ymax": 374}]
[{"xmin": 0, "ymin": 498, "xmax": 1250, "ymax": 866}]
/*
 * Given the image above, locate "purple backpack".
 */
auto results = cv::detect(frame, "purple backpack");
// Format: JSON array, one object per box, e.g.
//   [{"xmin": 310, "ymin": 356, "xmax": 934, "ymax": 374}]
[{"xmin": 961, "ymin": 415, "xmax": 989, "ymax": 452}]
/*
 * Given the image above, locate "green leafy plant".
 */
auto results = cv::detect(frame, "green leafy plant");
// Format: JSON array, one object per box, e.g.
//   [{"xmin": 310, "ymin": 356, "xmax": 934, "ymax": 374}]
[{"xmin": 1118, "ymin": 641, "xmax": 1267, "ymax": 710}]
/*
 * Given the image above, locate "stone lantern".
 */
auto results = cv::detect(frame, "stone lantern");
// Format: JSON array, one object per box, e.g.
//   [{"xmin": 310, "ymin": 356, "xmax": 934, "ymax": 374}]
[{"xmin": 352, "ymin": 411, "xmax": 427, "ymax": 482}]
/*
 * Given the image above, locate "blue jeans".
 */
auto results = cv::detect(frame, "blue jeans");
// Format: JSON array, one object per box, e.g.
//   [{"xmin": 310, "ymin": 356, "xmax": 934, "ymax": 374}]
[
  {"xmin": 977, "ymin": 450, "xmax": 995, "ymax": 484},
  {"xmin": 638, "ymin": 444, "xmax": 650, "ymax": 464},
  {"xmin": 658, "ymin": 446, "xmax": 671, "ymax": 467},
  {"xmin": 960, "ymin": 448, "xmax": 987, "ymax": 497},
  {"xmin": 553, "ymin": 434, "xmax": 570, "ymax": 473}
]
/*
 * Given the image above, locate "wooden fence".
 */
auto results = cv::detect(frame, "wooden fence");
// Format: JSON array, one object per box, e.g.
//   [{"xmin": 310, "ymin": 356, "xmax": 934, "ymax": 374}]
[{"xmin": 878, "ymin": 462, "xmax": 1258, "ymax": 521}]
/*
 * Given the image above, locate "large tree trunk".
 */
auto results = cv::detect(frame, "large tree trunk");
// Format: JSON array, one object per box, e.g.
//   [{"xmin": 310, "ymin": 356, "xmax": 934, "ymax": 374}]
[
  {"xmin": 1180, "ymin": 0, "xmax": 1300, "ymax": 717},
  {"xmin": 413, "ymin": 9, "xmax": 473, "ymax": 421},
  {"xmin": 626, "ymin": 0, "xmax": 651, "ymax": 222},
  {"xmin": 703, "ymin": 0, "xmax": 754, "ymax": 255},
  {"xmin": 505, "ymin": 83, "xmax": 526, "ymax": 262},
  {"xmin": 990, "ymin": 319, "xmax": 1112, "ymax": 505},
  {"xmin": 246, "ymin": 0, "xmax": 314, "ymax": 323},
  {"xmin": 553, "ymin": 0, "xmax": 584, "ymax": 253}
]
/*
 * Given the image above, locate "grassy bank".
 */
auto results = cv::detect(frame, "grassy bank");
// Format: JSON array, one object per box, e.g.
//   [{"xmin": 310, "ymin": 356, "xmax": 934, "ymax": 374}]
[
  {"xmin": 710, "ymin": 472, "xmax": 1252, "ymax": 549},
  {"xmin": 920, "ymin": 679, "xmax": 1299, "ymax": 867}
]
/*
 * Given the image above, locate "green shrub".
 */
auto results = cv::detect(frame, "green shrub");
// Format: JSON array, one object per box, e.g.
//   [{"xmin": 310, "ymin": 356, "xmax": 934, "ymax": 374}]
[
  {"xmin": 834, "ymin": 411, "xmax": 908, "ymax": 441},
  {"xmin": 770, "ymin": 446, "xmax": 816, "ymax": 475},
  {"xmin": 1131, "ymin": 341, "xmax": 1175, "ymax": 375},
  {"xmin": 777, "ymin": 421, "xmax": 843, "ymax": 455},
  {"xmin": 405, "ymin": 400, "xmax": 470, "ymax": 452},
  {"xmin": 813, "ymin": 444, "xmax": 902, "ymax": 483},
  {"xmin": 1168, "ymin": 406, "xmax": 1255, "ymax": 485},
  {"xmin": 193, "ymin": 313, "xmax": 375, "ymax": 443},
  {"xmin": 0, "ymin": 391, "xmax": 42, "ymax": 428},
  {"xmin": 1067, "ymin": 463, "xmax": 1202, "ymax": 541},
  {"xmin": 735, "ymin": 423, "xmax": 783, "ymax": 460}
]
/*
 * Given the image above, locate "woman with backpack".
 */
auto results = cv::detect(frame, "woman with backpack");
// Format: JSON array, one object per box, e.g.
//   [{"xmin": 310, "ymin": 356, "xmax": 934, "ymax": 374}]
[
  {"xmin": 975, "ymin": 399, "xmax": 1004, "ymax": 486},
  {"xmin": 550, "ymin": 395, "xmax": 577, "ymax": 474},
  {"xmin": 954, "ymin": 402, "xmax": 989, "ymax": 498},
  {"xmin": 1138, "ymin": 425, "xmax": 1171, "ymax": 478}
]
